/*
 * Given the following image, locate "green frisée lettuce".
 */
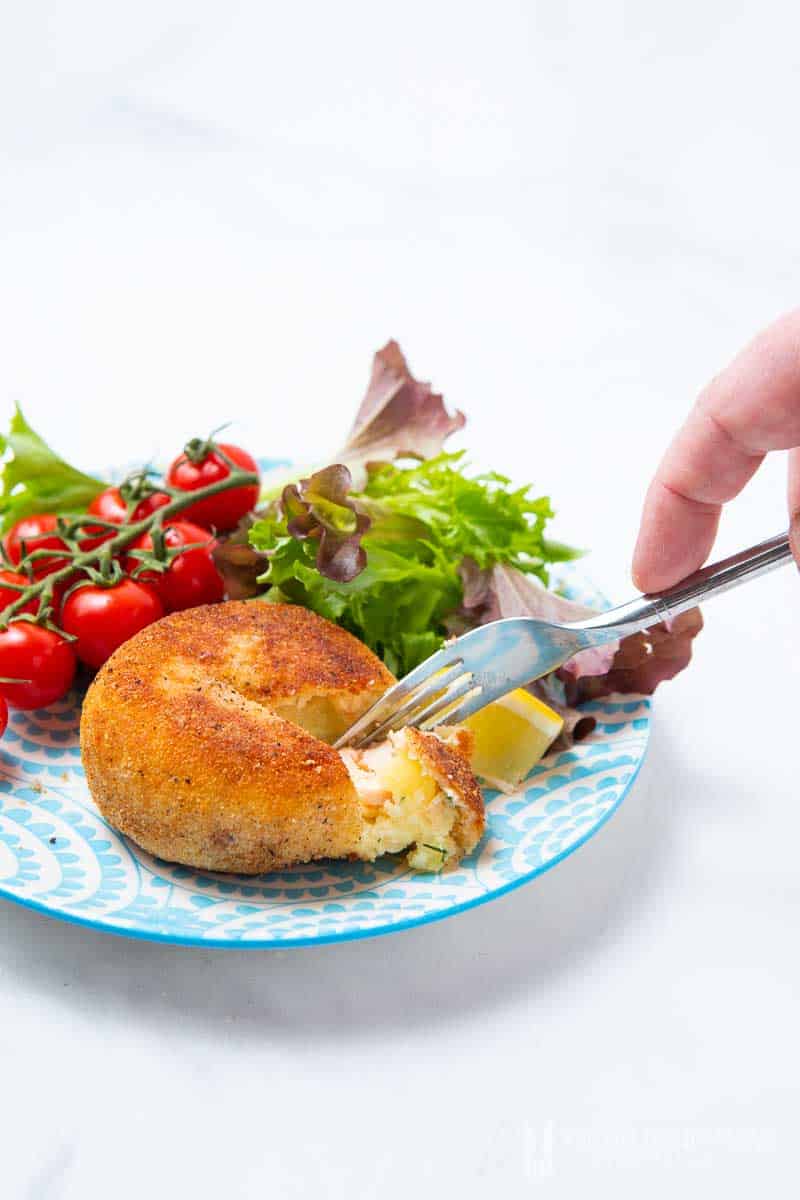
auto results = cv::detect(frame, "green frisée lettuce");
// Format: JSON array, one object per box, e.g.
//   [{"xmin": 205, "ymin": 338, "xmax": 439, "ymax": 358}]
[
  {"xmin": 0, "ymin": 404, "xmax": 106, "ymax": 532},
  {"xmin": 362, "ymin": 455, "xmax": 576, "ymax": 576},
  {"xmin": 249, "ymin": 453, "xmax": 578, "ymax": 676}
]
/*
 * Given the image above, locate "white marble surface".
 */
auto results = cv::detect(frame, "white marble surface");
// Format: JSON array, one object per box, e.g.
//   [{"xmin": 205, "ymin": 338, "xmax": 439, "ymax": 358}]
[{"xmin": 2, "ymin": 3, "xmax": 800, "ymax": 1195}]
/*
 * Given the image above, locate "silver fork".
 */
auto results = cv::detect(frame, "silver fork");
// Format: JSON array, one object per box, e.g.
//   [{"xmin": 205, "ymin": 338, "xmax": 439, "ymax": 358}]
[{"xmin": 334, "ymin": 532, "xmax": 793, "ymax": 749}]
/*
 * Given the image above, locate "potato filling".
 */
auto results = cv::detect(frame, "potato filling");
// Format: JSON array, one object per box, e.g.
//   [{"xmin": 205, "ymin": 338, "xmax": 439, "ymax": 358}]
[
  {"xmin": 269, "ymin": 692, "xmax": 369, "ymax": 745},
  {"xmin": 341, "ymin": 733, "xmax": 460, "ymax": 871}
]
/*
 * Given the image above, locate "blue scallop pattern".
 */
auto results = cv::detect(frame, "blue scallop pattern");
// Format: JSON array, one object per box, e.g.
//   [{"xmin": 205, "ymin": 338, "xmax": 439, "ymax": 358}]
[{"xmin": 0, "ymin": 539, "xmax": 650, "ymax": 946}]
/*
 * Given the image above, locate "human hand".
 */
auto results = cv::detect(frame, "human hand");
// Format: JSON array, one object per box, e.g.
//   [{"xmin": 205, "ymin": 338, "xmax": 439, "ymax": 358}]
[{"xmin": 633, "ymin": 309, "xmax": 800, "ymax": 592}]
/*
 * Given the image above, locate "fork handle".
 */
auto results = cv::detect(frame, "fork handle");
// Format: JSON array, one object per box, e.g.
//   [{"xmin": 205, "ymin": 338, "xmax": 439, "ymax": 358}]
[{"xmin": 573, "ymin": 532, "xmax": 793, "ymax": 641}]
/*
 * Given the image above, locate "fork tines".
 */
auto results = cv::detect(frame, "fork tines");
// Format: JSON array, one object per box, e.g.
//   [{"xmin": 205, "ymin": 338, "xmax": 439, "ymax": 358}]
[{"xmin": 333, "ymin": 658, "xmax": 482, "ymax": 749}]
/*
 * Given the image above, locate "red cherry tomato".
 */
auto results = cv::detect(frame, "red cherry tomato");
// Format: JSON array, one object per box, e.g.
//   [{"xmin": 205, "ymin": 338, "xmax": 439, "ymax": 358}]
[
  {"xmin": 4, "ymin": 514, "xmax": 71, "ymax": 577},
  {"xmin": 88, "ymin": 487, "xmax": 128, "ymax": 527},
  {"xmin": 61, "ymin": 578, "xmax": 164, "ymax": 669},
  {"xmin": 81, "ymin": 487, "xmax": 170, "ymax": 549},
  {"xmin": 124, "ymin": 521, "xmax": 224, "ymax": 612},
  {"xmin": 0, "ymin": 693, "xmax": 7, "ymax": 736},
  {"xmin": 90, "ymin": 486, "xmax": 170, "ymax": 524},
  {"xmin": 0, "ymin": 569, "xmax": 38, "ymax": 618},
  {"xmin": 0, "ymin": 622, "xmax": 77, "ymax": 709},
  {"xmin": 166, "ymin": 443, "xmax": 259, "ymax": 531}
]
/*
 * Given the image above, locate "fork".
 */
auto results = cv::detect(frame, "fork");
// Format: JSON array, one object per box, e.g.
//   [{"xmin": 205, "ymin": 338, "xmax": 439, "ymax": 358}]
[{"xmin": 333, "ymin": 531, "xmax": 793, "ymax": 749}]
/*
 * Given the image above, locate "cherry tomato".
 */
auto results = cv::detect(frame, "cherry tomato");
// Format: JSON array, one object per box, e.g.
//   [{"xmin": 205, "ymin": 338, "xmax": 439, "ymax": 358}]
[
  {"xmin": 90, "ymin": 486, "xmax": 170, "ymax": 525},
  {"xmin": 81, "ymin": 487, "xmax": 170, "ymax": 550},
  {"xmin": 4, "ymin": 514, "xmax": 71, "ymax": 577},
  {"xmin": 124, "ymin": 521, "xmax": 224, "ymax": 612},
  {"xmin": 0, "ymin": 569, "xmax": 38, "ymax": 618},
  {"xmin": 61, "ymin": 579, "xmax": 164, "ymax": 669},
  {"xmin": 0, "ymin": 694, "xmax": 7, "ymax": 736},
  {"xmin": 0, "ymin": 622, "xmax": 77, "ymax": 709},
  {"xmin": 167, "ymin": 443, "xmax": 259, "ymax": 531}
]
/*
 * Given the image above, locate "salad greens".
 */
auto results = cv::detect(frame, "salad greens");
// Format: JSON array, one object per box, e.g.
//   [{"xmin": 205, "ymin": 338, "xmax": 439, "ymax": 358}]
[
  {"xmin": 250, "ymin": 453, "xmax": 579, "ymax": 676},
  {"xmin": 0, "ymin": 404, "xmax": 106, "ymax": 532},
  {"xmin": 243, "ymin": 339, "xmax": 701, "ymax": 734}
]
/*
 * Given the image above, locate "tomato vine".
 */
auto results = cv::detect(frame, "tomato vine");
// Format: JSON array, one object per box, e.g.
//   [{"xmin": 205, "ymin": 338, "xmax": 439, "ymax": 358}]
[{"xmin": 0, "ymin": 446, "xmax": 259, "ymax": 633}]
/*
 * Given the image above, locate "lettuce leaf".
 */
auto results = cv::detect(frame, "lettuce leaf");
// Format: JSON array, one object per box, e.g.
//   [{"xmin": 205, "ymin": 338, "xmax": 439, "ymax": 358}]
[
  {"xmin": 0, "ymin": 404, "xmax": 106, "ymax": 532},
  {"xmin": 281, "ymin": 464, "xmax": 371, "ymax": 582},
  {"xmin": 362, "ymin": 453, "xmax": 571, "ymax": 579},
  {"xmin": 335, "ymin": 341, "xmax": 466, "ymax": 486},
  {"xmin": 212, "ymin": 514, "xmax": 268, "ymax": 600},
  {"xmin": 250, "ymin": 454, "xmax": 568, "ymax": 676}
]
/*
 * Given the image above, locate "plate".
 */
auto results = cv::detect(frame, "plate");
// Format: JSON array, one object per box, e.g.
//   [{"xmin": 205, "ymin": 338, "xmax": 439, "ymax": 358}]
[{"xmin": 0, "ymin": 466, "xmax": 650, "ymax": 947}]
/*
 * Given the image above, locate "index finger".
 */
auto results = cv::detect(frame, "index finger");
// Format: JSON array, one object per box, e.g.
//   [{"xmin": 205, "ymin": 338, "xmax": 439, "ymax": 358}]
[{"xmin": 632, "ymin": 309, "xmax": 800, "ymax": 592}]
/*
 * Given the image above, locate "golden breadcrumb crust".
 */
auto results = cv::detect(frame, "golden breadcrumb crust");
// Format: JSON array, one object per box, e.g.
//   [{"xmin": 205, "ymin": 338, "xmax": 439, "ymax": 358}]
[
  {"xmin": 80, "ymin": 603, "xmax": 393, "ymax": 872},
  {"xmin": 403, "ymin": 727, "xmax": 485, "ymax": 854}
]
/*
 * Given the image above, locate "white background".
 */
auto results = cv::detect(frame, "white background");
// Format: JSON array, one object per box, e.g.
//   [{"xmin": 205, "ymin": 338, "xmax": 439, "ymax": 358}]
[{"xmin": 1, "ymin": 2, "xmax": 799, "ymax": 1196}]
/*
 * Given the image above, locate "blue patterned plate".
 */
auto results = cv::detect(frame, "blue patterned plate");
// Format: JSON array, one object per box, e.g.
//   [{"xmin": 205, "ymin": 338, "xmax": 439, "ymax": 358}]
[
  {"xmin": 0, "ymin": 457, "xmax": 649, "ymax": 946},
  {"xmin": 0, "ymin": 573, "xmax": 649, "ymax": 948}
]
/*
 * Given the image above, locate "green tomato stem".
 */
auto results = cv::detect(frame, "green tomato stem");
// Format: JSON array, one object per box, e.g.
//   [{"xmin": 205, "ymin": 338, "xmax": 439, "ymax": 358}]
[{"xmin": 0, "ymin": 465, "xmax": 259, "ymax": 630}]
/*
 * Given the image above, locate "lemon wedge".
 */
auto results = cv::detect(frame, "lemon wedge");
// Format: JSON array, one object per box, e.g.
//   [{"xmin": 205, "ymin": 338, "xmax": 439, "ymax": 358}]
[{"xmin": 463, "ymin": 689, "xmax": 564, "ymax": 791}]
